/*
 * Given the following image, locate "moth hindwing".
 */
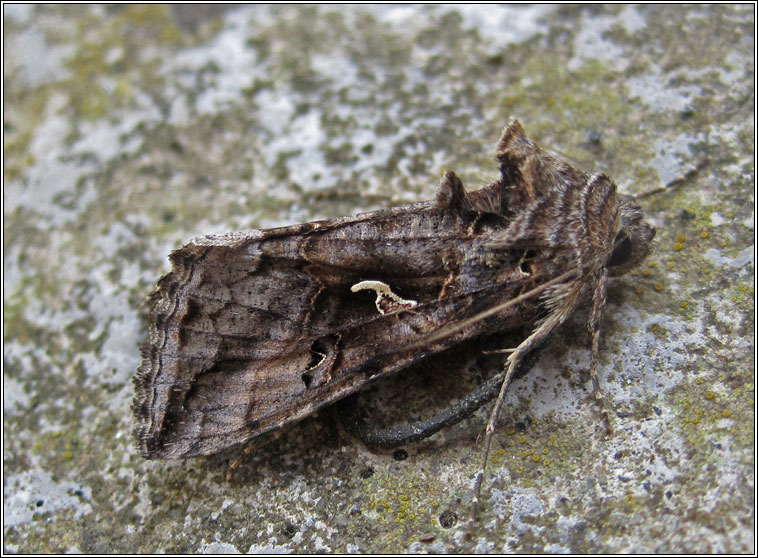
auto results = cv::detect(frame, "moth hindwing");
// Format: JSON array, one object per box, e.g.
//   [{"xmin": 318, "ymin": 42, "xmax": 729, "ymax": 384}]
[{"xmin": 133, "ymin": 119, "xmax": 654, "ymax": 517}]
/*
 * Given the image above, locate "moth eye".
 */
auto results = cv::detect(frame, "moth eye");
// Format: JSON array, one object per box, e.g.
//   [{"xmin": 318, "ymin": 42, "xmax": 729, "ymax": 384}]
[{"xmin": 608, "ymin": 231, "xmax": 633, "ymax": 267}]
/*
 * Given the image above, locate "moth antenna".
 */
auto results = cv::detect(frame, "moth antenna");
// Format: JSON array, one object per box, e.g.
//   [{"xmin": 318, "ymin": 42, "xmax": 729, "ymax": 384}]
[
  {"xmin": 413, "ymin": 269, "xmax": 578, "ymax": 350},
  {"xmin": 633, "ymin": 156, "xmax": 709, "ymax": 200}
]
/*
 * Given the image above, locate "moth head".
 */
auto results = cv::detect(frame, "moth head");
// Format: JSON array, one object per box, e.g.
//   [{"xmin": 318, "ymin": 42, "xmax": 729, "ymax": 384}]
[{"xmin": 607, "ymin": 195, "xmax": 656, "ymax": 276}]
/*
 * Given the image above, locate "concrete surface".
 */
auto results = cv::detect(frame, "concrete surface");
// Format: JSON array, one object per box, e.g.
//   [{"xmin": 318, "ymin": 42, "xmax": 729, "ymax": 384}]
[{"xmin": 4, "ymin": 4, "xmax": 754, "ymax": 553}]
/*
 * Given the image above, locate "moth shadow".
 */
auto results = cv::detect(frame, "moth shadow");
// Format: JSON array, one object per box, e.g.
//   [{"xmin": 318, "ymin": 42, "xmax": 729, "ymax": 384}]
[
  {"xmin": 222, "ymin": 326, "xmax": 560, "ymax": 484},
  {"xmin": 333, "ymin": 328, "xmax": 538, "ymax": 456}
]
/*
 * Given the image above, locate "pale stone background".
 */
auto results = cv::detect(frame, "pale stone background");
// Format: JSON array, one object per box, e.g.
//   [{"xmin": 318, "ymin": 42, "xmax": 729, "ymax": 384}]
[{"xmin": 4, "ymin": 4, "xmax": 754, "ymax": 553}]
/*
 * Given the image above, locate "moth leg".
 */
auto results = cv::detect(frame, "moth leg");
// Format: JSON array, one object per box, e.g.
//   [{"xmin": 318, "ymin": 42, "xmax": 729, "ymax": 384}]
[
  {"xmin": 470, "ymin": 286, "xmax": 583, "ymax": 522},
  {"xmin": 226, "ymin": 430, "xmax": 284, "ymax": 482},
  {"xmin": 588, "ymin": 270, "xmax": 612, "ymax": 435},
  {"xmin": 481, "ymin": 347, "xmax": 516, "ymax": 355}
]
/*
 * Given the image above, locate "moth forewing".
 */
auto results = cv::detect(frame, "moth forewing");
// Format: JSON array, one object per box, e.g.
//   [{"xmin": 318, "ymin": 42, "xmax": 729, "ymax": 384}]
[
  {"xmin": 133, "ymin": 118, "xmax": 654, "ymax": 525},
  {"xmin": 135, "ymin": 172, "xmax": 547, "ymax": 459}
]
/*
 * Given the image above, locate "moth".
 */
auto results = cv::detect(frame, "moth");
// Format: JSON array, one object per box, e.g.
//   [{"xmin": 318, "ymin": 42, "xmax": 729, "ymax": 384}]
[{"xmin": 133, "ymin": 118, "xmax": 655, "ymax": 517}]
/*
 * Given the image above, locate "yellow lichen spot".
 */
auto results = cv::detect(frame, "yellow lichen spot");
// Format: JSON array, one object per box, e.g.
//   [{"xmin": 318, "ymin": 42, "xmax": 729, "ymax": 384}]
[
  {"xmin": 506, "ymin": 426, "xmax": 516, "ymax": 436},
  {"xmin": 654, "ymin": 282, "xmax": 664, "ymax": 291},
  {"xmin": 542, "ymin": 448, "xmax": 549, "ymax": 455},
  {"xmin": 703, "ymin": 268, "xmax": 711, "ymax": 275},
  {"xmin": 642, "ymin": 268, "xmax": 652, "ymax": 276},
  {"xmin": 700, "ymin": 231, "xmax": 710, "ymax": 239},
  {"xmin": 706, "ymin": 391, "xmax": 715, "ymax": 400},
  {"xmin": 722, "ymin": 410, "xmax": 732, "ymax": 418},
  {"xmin": 647, "ymin": 261, "xmax": 657, "ymax": 268},
  {"xmin": 64, "ymin": 451, "xmax": 73, "ymax": 460},
  {"xmin": 681, "ymin": 301, "xmax": 688, "ymax": 309},
  {"xmin": 520, "ymin": 436, "xmax": 527, "ymax": 444},
  {"xmin": 533, "ymin": 455, "xmax": 541, "ymax": 463},
  {"xmin": 543, "ymin": 458, "xmax": 550, "ymax": 466},
  {"xmin": 721, "ymin": 241, "xmax": 728, "ymax": 248},
  {"xmin": 673, "ymin": 242, "xmax": 684, "ymax": 251},
  {"xmin": 491, "ymin": 456, "xmax": 499, "ymax": 465},
  {"xmin": 676, "ymin": 234, "xmax": 686, "ymax": 243}
]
